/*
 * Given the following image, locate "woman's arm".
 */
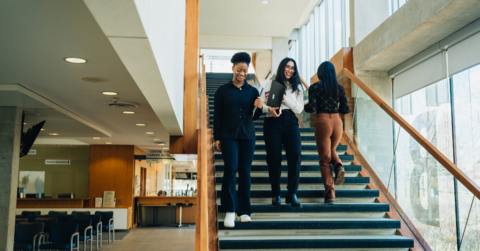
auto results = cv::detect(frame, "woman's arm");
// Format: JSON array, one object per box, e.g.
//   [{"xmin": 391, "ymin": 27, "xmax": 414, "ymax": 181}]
[
  {"xmin": 339, "ymin": 87, "xmax": 351, "ymax": 114},
  {"xmin": 304, "ymin": 84, "xmax": 317, "ymax": 113},
  {"xmin": 260, "ymin": 80, "xmax": 271, "ymax": 114},
  {"xmin": 282, "ymin": 88, "xmax": 304, "ymax": 114}
]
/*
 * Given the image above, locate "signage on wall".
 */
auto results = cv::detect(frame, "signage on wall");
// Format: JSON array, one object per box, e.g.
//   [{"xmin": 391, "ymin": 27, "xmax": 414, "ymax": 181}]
[
  {"xmin": 175, "ymin": 172, "xmax": 197, "ymax": 180},
  {"xmin": 146, "ymin": 159, "xmax": 162, "ymax": 164},
  {"xmin": 45, "ymin": 159, "xmax": 71, "ymax": 165},
  {"xmin": 28, "ymin": 150, "xmax": 36, "ymax": 155},
  {"xmin": 146, "ymin": 149, "xmax": 173, "ymax": 159}
]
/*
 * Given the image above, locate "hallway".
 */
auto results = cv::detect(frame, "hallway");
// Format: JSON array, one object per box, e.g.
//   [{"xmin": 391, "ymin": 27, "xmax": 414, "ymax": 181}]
[{"xmin": 98, "ymin": 227, "xmax": 195, "ymax": 251}]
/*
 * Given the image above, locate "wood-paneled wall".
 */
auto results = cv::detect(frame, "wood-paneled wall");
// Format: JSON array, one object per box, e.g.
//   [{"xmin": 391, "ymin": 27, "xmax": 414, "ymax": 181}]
[
  {"xmin": 170, "ymin": 0, "xmax": 199, "ymax": 154},
  {"xmin": 88, "ymin": 145, "xmax": 134, "ymax": 209}
]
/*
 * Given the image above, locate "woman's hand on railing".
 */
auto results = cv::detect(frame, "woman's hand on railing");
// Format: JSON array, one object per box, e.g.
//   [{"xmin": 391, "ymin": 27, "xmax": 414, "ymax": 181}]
[
  {"xmin": 215, "ymin": 140, "xmax": 221, "ymax": 152},
  {"xmin": 268, "ymin": 107, "xmax": 282, "ymax": 117}
]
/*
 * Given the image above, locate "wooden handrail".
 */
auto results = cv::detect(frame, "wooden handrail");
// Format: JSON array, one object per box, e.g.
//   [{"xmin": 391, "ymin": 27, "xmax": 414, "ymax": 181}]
[{"xmin": 343, "ymin": 68, "xmax": 480, "ymax": 200}]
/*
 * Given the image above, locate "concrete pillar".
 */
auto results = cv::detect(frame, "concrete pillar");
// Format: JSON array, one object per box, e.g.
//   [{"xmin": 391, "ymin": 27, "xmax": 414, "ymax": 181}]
[
  {"xmin": 349, "ymin": 0, "xmax": 389, "ymax": 46},
  {"xmin": 0, "ymin": 107, "xmax": 22, "ymax": 251},
  {"xmin": 271, "ymin": 37, "xmax": 289, "ymax": 73}
]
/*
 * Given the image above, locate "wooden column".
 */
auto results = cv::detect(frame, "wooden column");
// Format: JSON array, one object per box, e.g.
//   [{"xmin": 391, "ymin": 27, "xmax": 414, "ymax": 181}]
[{"xmin": 170, "ymin": 0, "xmax": 199, "ymax": 154}]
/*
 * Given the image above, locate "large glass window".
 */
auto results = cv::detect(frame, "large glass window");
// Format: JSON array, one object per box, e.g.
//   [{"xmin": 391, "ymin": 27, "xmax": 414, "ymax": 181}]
[
  {"xmin": 452, "ymin": 63, "xmax": 480, "ymax": 250},
  {"xmin": 395, "ymin": 80, "xmax": 457, "ymax": 250},
  {"xmin": 390, "ymin": 0, "xmax": 409, "ymax": 16},
  {"xmin": 319, "ymin": 2, "xmax": 327, "ymax": 62},
  {"xmin": 333, "ymin": 0, "xmax": 342, "ymax": 53}
]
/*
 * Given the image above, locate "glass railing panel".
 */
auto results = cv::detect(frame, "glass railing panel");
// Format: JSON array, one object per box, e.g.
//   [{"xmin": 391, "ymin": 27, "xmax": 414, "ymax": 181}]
[
  {"xmin": 348, "ymin": 79, "xmax": 460, "ymax": 250},
  {"xmin": 349, "ymin": 82, "xmax": 395, "ymax": 188}
]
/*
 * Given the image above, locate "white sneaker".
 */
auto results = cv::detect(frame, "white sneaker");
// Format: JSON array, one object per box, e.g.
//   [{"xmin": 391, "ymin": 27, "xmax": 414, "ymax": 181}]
[
  {"xmin": 224, "ymin": 212, "xmax": 235, "ymax": 228},
  {"xmin": 240, "ymin": 215, "xmax": 251, "ymax": 222}
]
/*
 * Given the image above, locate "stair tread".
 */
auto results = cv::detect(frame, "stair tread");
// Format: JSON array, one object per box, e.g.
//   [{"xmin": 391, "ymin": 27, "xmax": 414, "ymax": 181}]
[
  {"xmin": 216, "ymin": 190, "xmax": 379, "ymax": 198},
  {"xmin": 218, "ymin": 203, "xmax": 389, "ymax": 213},
  {"xmin": 218, "ymin": 218, "xmax": 397, "ymax": 222},
  {"xmin": 215, "ymin": 177, "xmax": 369, "ymax": 184},
  {"xmin": 219, "ymin": 235, "xmax": 413, "ymax": 240}
]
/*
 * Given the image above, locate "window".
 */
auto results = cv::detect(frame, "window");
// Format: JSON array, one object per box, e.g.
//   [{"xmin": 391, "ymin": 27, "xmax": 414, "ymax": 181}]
[
  {"xmin": 389, "ymin": 0, "xmax": 409, "ymax": 16},
  {"xmin": 292, "ymin": 0, "xmax": 351, "ymax": 83}
]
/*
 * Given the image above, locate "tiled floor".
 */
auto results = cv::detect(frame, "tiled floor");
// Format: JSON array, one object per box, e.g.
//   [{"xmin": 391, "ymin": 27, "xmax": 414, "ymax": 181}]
[{"xmin": 95, "ymin": 226, "xmax": 196, "ymax": 251}]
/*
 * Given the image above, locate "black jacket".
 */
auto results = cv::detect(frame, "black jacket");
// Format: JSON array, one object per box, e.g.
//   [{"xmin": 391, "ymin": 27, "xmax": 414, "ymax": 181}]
[{"xmin": 214, "ymin": 81, "xmax": 263, "ymax": 140}]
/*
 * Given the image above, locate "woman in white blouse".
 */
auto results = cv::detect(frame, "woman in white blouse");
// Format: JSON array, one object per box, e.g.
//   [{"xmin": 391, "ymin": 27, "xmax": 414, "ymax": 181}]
[{"xmin": 261, "ymin": 58, "xmax": 304, "ymax": 207}]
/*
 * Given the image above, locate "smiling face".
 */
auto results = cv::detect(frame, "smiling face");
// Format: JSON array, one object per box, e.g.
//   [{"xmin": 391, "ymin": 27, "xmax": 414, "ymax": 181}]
[
  {"xmin": 232, "ymin": 62, "xmax": 249, "ymax": 83},
  {"xmin": 284, "ymin": 61, "xmax": 295, "ymax": 80}
]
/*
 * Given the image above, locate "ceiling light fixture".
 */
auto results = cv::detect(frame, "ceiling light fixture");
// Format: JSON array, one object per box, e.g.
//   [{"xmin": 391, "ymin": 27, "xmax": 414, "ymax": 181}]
[
  {"xmin": 65, "ymin": 57, "xmax": 87, "ymax": 64},
  {"xmin": 157, "ymin": 143, "xmax": 165, "ymax": 145},
  {"xmin": 146, "ymin": 132, "xmax": 154, "ymax": 135},
  {"xmin": 106, "ymin": 142, "xmax": 112, "ymax": 144},
  {"xmin": 41, "ymin": 129, "xmax": 45, "ymax": 131},
  {"xmin": 23, "ymin": 123, "xmax": 27, "ymax": 125},
  {"xmin": 123, "ymin": 111, "xmax": 135, "ymax": 114},
  {"xmin": 93, "ymin": 137, "xmax": 100, "ymax": 139},
  {"xmin": 153, "ymin": 139, "xmax": 160, "ymax": 141},
  {"xmin": 261, "ymin": 0, "xmax": 269, "ymax": 4},
  {"xmin": 102, "ymin": 92, "xmax": 118, "ymax": 96},
  {"xmin": 49, "ymin": 133, "xmax": 59, "ymax": 136},
  {"xmin": 136, "ymin": 124, "xmax": 146, "ymax": 126}
]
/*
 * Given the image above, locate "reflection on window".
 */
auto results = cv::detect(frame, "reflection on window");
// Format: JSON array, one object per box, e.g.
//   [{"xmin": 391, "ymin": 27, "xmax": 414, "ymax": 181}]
[
  {"xmin": 452, "ymin": 63, "xmax": 480, "ymax": 250},
  {"xmin": 395, "ymin": 79, "xmax": 456, "ymax": 250}
]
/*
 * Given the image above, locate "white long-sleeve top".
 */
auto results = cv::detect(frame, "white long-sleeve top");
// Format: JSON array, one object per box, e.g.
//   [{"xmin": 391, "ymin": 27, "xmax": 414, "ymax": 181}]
[{"xmin": 261, "ymin": 80, "xmax": 304, "ymax": 117}]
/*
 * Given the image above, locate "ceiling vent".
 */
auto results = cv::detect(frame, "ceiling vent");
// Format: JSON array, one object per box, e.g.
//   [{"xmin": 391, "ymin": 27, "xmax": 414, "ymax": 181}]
[
  {"xmin": 104, "ymin": 97, "xmax": 139, "ymax": 108},
  {"xmin": 81, "ymin": 77, "xmax": 109, "ymax": 83}
]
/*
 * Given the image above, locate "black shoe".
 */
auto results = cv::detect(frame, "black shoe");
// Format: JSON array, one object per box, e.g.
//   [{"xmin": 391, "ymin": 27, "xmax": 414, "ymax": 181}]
[
  {"xmin": 285, "ymin": 193, "xmax": 303, "ymax": 208},
  {"xmin": 334, "ymin": 164, "xmax": 346, "ymax": 185},
  {"xmin": 272, "ymin": 196, "xmax": 281, "ymax": 206}
]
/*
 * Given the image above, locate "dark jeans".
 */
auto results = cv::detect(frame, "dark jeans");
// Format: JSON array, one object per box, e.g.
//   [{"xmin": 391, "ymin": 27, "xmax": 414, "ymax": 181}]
[
  {"xmin": 263, "ymin": 110, "xmax": 302, "ymax": 197},
  {"xmin": 220, "ymin": 138, "xmax": 255, "ymax": 216}
]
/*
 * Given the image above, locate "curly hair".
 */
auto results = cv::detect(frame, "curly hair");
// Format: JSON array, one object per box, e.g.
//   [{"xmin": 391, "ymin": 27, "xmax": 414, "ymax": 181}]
[{"xmin": 231, "ymin": 52, "xmax": 251, "ymax": 66}]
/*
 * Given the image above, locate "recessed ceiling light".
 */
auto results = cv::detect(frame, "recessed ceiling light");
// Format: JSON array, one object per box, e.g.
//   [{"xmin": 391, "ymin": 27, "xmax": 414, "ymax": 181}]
[
  {"xmin": 93, "ymin": 137, "xmax": 100, "ymax": 139},
  {"xmin": 136, "ymin": 124, "xmax": 146, "ymax": 126},
  {"xmin": 146, "ymin": 132, "xmax": 154, "ymax": 134},
  {"xmin": 41, "ymin": 129, "xmax": 45, "ymax": 131},
  {"xmin": 157, "ymin": 143, "xmax": 165, "ymax": 145},
  {"xmin": 106, "ymin": 142, "xmax": 112, "ymax": 144},
  {"xmin": 123, "ymin": 111, "xmax": 135, "ymax": 114},
  {"xmin": 102, "ymin": 92, "xmax": 117, "ymax": 96},
  {"xmin": 153, "ymin": 139, "xmax": 160, "ymax": 140},
  {"xmin": 65, "ymin": 57, "xmax": 87, "ymax": 64},
  {"xmin": 261, "ymin": 0, "xmax": 269, "ymax": 4},
  {"xmin": 49, "ymin": 133, "xmax": 59, "ymax": 136},
  {"xmin": 23, "ymin": 123, "xmax": 27, "ymax": 125}
]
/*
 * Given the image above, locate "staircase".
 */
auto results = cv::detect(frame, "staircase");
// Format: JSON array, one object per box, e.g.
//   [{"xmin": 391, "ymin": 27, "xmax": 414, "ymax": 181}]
[{"xmin": 206, "ymin": 73, "xmax": 414, "ymax": 250}]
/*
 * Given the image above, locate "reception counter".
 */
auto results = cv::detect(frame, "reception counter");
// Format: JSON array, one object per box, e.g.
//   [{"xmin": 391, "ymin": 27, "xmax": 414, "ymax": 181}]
[
  {"xmin": 17, "ymin": 198, "xmax": 90, "ymax": 208},
  {"xmin": 137, "ymin": 196, "xmax": 196, "ymax": 224}
]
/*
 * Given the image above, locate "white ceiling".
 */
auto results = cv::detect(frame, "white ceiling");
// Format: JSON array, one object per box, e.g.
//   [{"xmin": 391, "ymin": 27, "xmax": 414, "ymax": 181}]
[
  {"xmin": 0, "ymin": 0, "xmax": 169, "ymax": 149},
  {"xmin": 199, "ymin": 0, "xmax": 313, "ymax": 37}
]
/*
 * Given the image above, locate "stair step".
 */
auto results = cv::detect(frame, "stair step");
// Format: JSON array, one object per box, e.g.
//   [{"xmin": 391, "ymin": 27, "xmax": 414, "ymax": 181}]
[
  {"xmin": 221, "ymin": 183, "xmax": 367, "ymax": 190},
  {"xmin": 215, "ymin": 164, "xmax": 362, "ymax": 172},
  {"xmin": 254, "ymin": 127, "xmax": 315, "ymax": 132},
  {"xmin": 217, "ymin": 218, "xmax": 401, "ymax": 236},
  {"xmin": 253, "ymin": 144, "xmax": 347, "ymax": 151},
  {"xmin": 215, "ymin": 153, "xmax": 354, "ymax": 162},
  {"xmin": 218, "ymin": 235, "xmax": 414, "ymax": 250},
  {"xmin": 218, "ymin": 203, "xmax": 389, "ymax": 214},
  {"xmin": 215, "ymin": 177, "xmax": 369, "ymax": 184},
  {"xmin": 216, "ymin": 190, "xmax": 379, "ymax": 198}
]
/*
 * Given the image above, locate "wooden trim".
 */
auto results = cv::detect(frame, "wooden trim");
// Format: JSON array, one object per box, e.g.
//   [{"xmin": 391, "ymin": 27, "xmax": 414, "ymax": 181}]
[
  {"xmin": 342, "ymin": 133, "xmax": 431, "ymax": 251},
  {"xmin": 343, "ymin": 69, "xmax": 480, "ymax": 200}
]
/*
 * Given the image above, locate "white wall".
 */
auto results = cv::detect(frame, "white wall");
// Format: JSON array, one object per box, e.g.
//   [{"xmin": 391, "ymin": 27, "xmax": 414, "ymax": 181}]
[
  {"xmin": 134, "ymin": 0, "xmax": 186, "ymax": 132},
  {"xmin": 200, "ymin": 35, "xmax": 272, "ymax": 50}
]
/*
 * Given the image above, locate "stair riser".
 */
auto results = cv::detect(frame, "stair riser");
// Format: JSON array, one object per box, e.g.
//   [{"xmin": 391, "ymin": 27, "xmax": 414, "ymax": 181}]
[
  {"xmin": 214, "ymin": 177, "xmax": 369, "ymax": 184},
  {"xmin": 220, "ymin": 248, "xmax": 410, "ymax": 251},
  {"xmin": 216, "ymin": 160, "xmax": 354, "ymax": 165},
  {"xmin": 216, "ymin": 198, "xmax": 377, "ymax": 204},
  {"xmin": 215, "ymin": 165, "xmax": 362, "ymax": 173},
  {"xmin": 215, "ymin": 172, "xmax": 360, "ymax": 178},
  {"xmin": 219, "ymin": 184, "xmax": 368, "ymax": 190},
  {"xmin": 218, "ymin": 229, "xmax": 398, "ymax": 237},
  {"xmin": 219, "ymin": 240, "xmax": 414, "ymax": 250},
  {"xmin": 217, "ymin": 212, "xmax": 387, "ymax": 219}
]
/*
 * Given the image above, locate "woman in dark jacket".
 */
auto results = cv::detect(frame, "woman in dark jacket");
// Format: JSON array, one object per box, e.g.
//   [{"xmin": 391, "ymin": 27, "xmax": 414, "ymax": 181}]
[
  {"xmin": 304, "ymin": 61, "xmax": 351, "ymax": 204},
  {"xmin": 214, "ymin": 52, "xmax": 263, "ymax": 227}
]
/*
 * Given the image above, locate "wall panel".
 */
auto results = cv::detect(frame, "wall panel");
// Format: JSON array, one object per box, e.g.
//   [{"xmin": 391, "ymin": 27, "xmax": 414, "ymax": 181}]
[{"xmin": 88, "ymin": 145, "xmax": 134, "ymax": 208}]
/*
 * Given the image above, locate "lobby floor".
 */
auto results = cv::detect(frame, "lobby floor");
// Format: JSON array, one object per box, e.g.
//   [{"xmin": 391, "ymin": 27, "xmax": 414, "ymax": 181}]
[{"xmin": 96, "ymin": 226, "xmax": 196, "ymax": 251}]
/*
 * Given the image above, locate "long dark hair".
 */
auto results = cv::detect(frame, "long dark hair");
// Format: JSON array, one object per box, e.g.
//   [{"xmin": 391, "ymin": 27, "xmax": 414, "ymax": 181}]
[
  {"xmin": 317, "ymin": 61, "xmax": 342, "ymax": 100},
  {"xmin": 275, "ymin": 58, "xmax": 302, "ymax": 94}
]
